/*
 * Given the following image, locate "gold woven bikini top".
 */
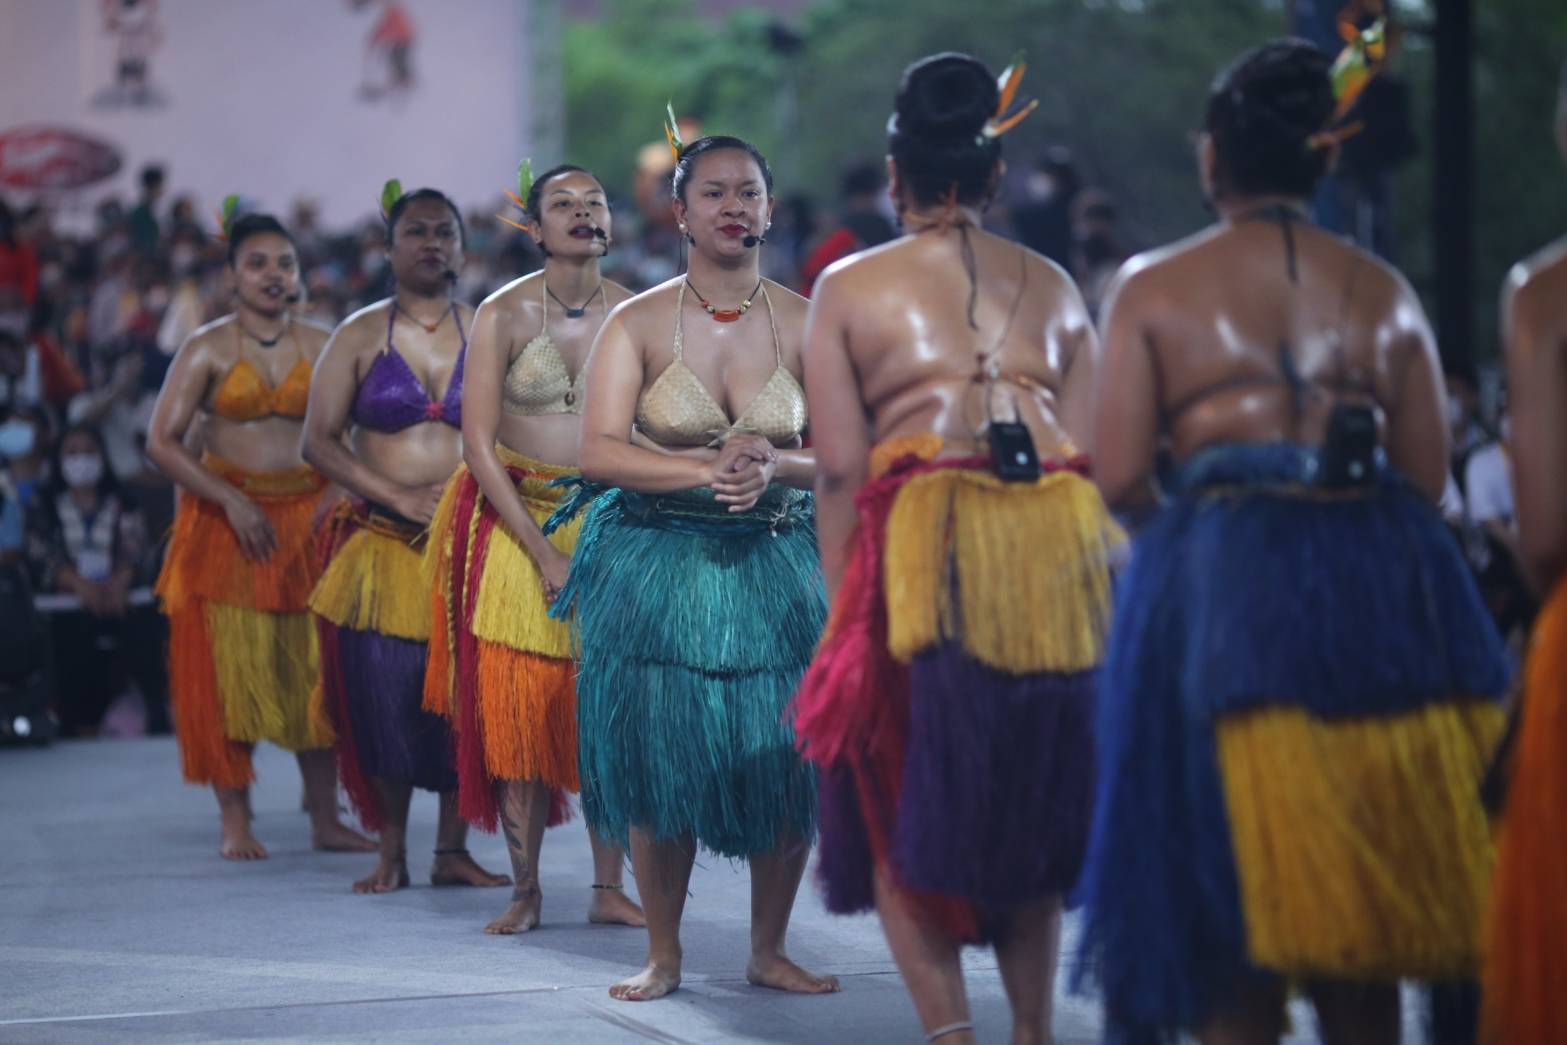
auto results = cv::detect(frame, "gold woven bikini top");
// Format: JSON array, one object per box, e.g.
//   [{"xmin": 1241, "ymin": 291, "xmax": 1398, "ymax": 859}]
[
  {"xmin": 501, "ymin": 277, "xmax": 599, "ymax": 416},
  {"xmin": 635, "ymin": 281, "xmax": 806, "ymax": 448}
]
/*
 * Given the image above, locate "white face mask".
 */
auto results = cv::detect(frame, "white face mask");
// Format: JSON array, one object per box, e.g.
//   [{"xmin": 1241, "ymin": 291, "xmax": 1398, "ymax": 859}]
[
  {"xmin": 0, "ymin": 418, "xmax": 34, "ymax": 458},
  {"xmin": 61, "ymin": 453, "xmax": 104, "ymax": 488}
]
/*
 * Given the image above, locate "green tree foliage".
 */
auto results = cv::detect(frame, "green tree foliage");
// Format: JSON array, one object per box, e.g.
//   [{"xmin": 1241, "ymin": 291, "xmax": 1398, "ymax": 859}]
[{"xmin": 563, "ymin": 0, "xmax": 1567, "ymax": 365}]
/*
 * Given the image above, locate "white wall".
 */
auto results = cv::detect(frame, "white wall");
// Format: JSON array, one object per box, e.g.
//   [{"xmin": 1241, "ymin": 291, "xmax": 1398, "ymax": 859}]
[{"xmin": 0, "ymin": 0, "xmax": 533, "ymax": 227}]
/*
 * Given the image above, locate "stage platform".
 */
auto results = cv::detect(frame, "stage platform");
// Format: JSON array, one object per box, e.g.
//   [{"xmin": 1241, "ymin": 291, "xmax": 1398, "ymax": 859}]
[{"xmin": 1, "ymin": 738, "xmax": 1416, "ymax": 1043}]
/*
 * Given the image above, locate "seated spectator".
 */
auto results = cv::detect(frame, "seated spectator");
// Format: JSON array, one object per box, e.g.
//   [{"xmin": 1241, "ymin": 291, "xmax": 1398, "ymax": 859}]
[
  {"xmin": 25, "ymin": 422, "xmax": 168, "ymax": 737},
  {"xmin": 1, "ymin": 402, "xmax": 54, "ymax": 514}
]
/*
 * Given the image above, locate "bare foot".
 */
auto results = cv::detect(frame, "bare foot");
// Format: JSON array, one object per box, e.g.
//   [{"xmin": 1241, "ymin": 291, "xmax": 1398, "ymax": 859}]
[
  {"xmin": 609, "ymin": 961, "xmax": 682, "ymax": 1002},
  {"xmin": 312, "ymin": 820, "xmax": 377, "ymax": 853},
  {"xmin": 430, "ymin": 849, "xmax": 510, "ymax": 888},
  {"xmin": 220, "ymin": 816, "xmax": 268, "ymax": 861},
  {"xmin": 485, "ymin": 885, "xmax": 541, "ymax": 934},
  {"xmin": 588, "ymin": 886, "xmax": 647, "ymax": 927},
  {"xmin": 353, "ymin": 854, "xmax": 410, "ymax": 894},
  {"xmin": 746, "ymin": 954, "xmax": 841, "ymax": 995}
]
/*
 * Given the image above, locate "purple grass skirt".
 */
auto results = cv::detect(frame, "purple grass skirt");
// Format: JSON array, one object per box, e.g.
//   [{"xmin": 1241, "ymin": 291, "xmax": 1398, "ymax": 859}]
[
  {"xmin": 338, "ymin": 627, "xmax": 456, "ymax": 793},
  {"xmin": 897, "ymin": 643, "xmax": 1096, "ymax": 908}
]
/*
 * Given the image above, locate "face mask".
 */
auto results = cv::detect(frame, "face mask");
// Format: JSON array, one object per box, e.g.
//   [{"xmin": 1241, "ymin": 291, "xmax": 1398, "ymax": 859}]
[
  {"xmin": 61, "ymin": 453, "xmax": 104, "ymax": 488},
  {"xmin": 0, "ymin": 418, "xmax": 34, "ymax": 458}
]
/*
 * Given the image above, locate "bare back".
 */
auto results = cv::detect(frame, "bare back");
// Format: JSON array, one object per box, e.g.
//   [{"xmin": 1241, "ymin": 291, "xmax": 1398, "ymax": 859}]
[
  {"xmin": 820, "ymin": 227, "xmax": 1094, "ymax": 460},
  {"xmin": 1094, "ymin": 214, "xmax": 1448, "ymax": 505}
]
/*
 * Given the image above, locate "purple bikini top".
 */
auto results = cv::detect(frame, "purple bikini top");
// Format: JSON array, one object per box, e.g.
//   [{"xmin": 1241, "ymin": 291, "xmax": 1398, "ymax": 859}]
[{"xmin": 351, "ymin": 303, "xmax": 467, "ymax": 433}]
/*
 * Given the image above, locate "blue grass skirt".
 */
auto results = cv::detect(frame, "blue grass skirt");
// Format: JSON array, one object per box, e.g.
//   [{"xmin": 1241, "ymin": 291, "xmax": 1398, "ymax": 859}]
[
  {"xmin": 1072, "ymin": 443, "xmax": 1510, "ymax": 1035},
  {"xmin": 548, "ymin": 483, "xmax": 823, "ymax": 858}
]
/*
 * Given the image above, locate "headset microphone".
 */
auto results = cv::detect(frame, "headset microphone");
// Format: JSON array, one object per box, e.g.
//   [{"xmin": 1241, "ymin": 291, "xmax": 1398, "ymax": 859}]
[
  {"xmin": 284, "ymin": 291, "xmax": 302, "ymax": 304},
  {"xmin": 443, "ymin": 269, "xmax": 459, "ymax": 284},
  {"xmin": 591, "ymin": 227, "xmax": 608, "ymax": 240},
  {"xmin": 741, "ymin": 234, "xmax": 766, "ymax": 248}
]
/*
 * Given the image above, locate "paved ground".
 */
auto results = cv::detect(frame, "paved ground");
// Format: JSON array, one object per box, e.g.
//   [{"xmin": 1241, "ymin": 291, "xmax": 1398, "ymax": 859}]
[{"xmin": 0, "ymin": 738, "xmax": 1423, "ymax": 1043}]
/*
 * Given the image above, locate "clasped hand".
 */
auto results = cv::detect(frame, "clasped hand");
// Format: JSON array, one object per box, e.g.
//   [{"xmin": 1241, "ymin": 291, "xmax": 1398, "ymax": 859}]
[{"xmin": 709, "ymin": 433, "xmax": 778, "ymax": 513}]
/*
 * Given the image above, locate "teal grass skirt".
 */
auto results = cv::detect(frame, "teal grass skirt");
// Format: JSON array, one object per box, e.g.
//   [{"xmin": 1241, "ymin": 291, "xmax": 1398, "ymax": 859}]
[{"xmin": 549, "ymin": 483, "xmax": 823, "ymax": 858}]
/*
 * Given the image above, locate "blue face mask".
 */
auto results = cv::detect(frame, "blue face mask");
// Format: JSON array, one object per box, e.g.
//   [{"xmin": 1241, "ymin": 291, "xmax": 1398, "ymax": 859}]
[{"xmin": 0, "ymin": 417, "xmax": 35, "ymax": 459}]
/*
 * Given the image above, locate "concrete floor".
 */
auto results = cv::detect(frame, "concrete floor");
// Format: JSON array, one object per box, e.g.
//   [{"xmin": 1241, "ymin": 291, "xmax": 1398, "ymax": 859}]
[{"xmin": 0, "ymin": 738, "xmax": 1422, "ymax": 1043}]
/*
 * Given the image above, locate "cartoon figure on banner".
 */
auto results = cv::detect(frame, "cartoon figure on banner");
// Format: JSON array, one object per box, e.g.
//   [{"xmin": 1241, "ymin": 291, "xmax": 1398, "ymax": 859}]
[
  {"xmin": 352, "ymin": 0, "xmax": 416, "ymax": 103},
  {"xmin": 92, "ymin": 0, "xmax": 167, "ymax": 109}
]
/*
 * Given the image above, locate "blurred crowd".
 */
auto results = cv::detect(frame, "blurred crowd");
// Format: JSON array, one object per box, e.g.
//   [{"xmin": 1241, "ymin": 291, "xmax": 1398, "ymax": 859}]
[{"xmin": 0, "ymin": 147, "xmax": 1283, "ymax": 743}]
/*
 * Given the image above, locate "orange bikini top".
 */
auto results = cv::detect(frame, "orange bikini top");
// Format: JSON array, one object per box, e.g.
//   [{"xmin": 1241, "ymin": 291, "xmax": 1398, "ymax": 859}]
[{"xmin": 211, "ymin": 347, "xmax": 312, "ymax": 423}]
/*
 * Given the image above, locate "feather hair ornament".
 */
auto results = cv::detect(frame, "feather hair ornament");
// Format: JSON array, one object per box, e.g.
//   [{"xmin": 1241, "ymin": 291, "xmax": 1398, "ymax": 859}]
[
  {"xmin": 211, "ymin": 193, "xmax": 241, "ymax": 242},
  {"xmin": 664, "ymin": 101, "xmax": 684, "ymax": 163},
  {"xmin": 981, "ymin": 54, "xmax": 1039, "ymax": 141},
  {"xmin": 498, "ymin": 158, "xmax": 535, "ymax": 233},
  {"xmin": 1308, "ymin": 18, "xmax": 1386, "ymax": 151},
  {"xmin": 379, "ymin": 178, "xmax": 403, "ymax": 223}
]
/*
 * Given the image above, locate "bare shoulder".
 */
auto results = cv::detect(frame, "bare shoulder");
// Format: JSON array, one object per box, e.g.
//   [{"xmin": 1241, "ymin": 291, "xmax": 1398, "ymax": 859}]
[
  {"xmin": 1505, "ymin": 237, "xmax": 1567, "ymax": 336},
  {"xmin": 612, "ymin": 276, "xmax": 681, "ymax": 332},
  {"xmin": 603, "ymin": 278, "xmax": 637, "ymax": 309},
  {"xmin": 327, "ymin": 299, "xmax": 393, "ymax": 358},
  {"xmin": 481, "ymin": 271, "xmax": 541, "ymax": 311},
  {"xmin": 291, "ymin": 316, "xmax": 332, "ymax": 360},
  {"xmin": 761, "ymin": 278, "xmax": 809, "ymax": 323}
]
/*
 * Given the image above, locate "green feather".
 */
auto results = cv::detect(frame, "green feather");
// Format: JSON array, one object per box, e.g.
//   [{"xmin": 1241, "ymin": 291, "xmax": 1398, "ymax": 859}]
[
  {"xmin": 379, "ymin": 178, "xmax": 403, "ymax": 216},
  {"xmin": 516, "ymin": 158, "xmax": 534, "ymax": 203},
  {"xmin": 220, "ymin": 194, "xmax": 240, "ymax": 230}
]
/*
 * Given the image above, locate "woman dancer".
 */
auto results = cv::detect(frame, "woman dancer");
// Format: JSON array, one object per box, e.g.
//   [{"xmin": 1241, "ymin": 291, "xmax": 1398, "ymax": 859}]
[
  {"xmin": 1481, "ymin": 63, "xmax": 1567, "ymax": 1045},
  {"xmin": 791, "ymin": 53, "xmax": 1118, "ymax": 1045},
  {"xmin": 423, "ymin": 162, "xmax": 643, "ymax": 933},
  {"xmin": 1075, "ymin": 39, "xmax": 1509, "ymax": 1042},
  {"xmin": 548, "ymin": 132, "xmax": 834, "ymax": 1001},
  {"xmin": 148, "ymin": 211, "xmax": 372, "ymax": 860},
  {"xmin": 303, "ymin": 185, "xmax": 507, "ymax": 894}
]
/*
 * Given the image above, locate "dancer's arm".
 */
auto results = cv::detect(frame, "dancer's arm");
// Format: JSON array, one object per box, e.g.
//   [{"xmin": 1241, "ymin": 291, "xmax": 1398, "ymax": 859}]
[
  {"xmin": 1091, "ymin": 265, "xmax": 1161, "ymax": 512},
  {"xmin": 146, "ymin": 324, "xmax": 275, "ymax": 561},
  {"xmin": 1380, "ymin": 270, "xmax": 1448, "ymax": 505},
  {"xmin": 802, "ymin": 267, "xmax": 869, "ymax": 605},
  {"xmin": 1052, "ymin": 269, "xmax": 1101, "ymax": 449},
  {"xmin": 1505, "ymin": 252, "xmax": 1567, "ymax": 588},
  {"xmin": 461, "ymin": 292, "xmax": 570, "ymax": 595}
]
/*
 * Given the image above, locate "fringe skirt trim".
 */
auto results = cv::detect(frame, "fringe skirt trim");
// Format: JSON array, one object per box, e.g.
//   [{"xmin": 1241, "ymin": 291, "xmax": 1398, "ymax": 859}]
[
  {"xmin": 1219, "ymin": 699, "xmax": 1503, "ymax": 979},
  {"xmin": 1073, "ymin": 445, "xmax": 1512, "ymax": 1034},
  {"xmin": 1482, "ymin": 579, "xmax": 1567, "ymax": 1045},
  {"xmin": 155, "ymin": 455, "xmax": 327, "ymax": 615},
  {"xmin": 310, "ymin": 502, "xmax": 451, "ymax": 830},
  {"xmin": 158, "ymin": 457, "xmax": 331, "ymax": 785},
  {"xmin": 551, "ymin": 482, "xmax": 822, "ymax": 859},
  {"xmin": 309, "ymin": 501, "xmax": 430, "ymax": 640},
  {"xmin": 421, "ymin": 447, "xmax": 579, "ymax": 831},
  {"xmin": 794, "ymin": 434, "xmax": 1117, "ymax": 941}
]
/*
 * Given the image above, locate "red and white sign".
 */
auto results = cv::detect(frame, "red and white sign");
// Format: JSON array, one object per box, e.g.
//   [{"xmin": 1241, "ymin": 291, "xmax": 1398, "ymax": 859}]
[{"xmin": 0, "ymin": 125, "xmax": 122, "ymax": 190}]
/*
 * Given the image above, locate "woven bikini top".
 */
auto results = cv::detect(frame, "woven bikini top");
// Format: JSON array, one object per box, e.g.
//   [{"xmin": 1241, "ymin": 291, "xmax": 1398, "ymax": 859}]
[
  {"xmin": 634, "ymin": 281, "xmax": 806, "ymax": 448},
  {"xmin": 210, "ymin": 324, "xmax": 311, "ymax": 422},
  {"xmin": 502, "ymin": 277, "xmax": 600, "ymax": 417},
  {"xmin": 351, "ymin": 303, "xmax": 467, "ymax": 433}
]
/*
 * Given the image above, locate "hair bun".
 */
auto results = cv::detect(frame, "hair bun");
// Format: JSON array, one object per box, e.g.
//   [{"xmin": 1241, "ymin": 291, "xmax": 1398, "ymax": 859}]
[{"xmin": 895, "ymin": 52, "xmax": 998, "ymax": 142}]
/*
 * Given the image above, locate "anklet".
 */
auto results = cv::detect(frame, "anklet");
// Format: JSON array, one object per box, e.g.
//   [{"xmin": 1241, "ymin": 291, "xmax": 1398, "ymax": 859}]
[
  {"xmin": 433, "ymin": 847, "xmax": 469, "ymax": 856},
  {"xmin": 926, "ymin": 1022, "xmax": 973, "ymax": 1042},
  {"xmin": 591, "ymin": 883, "xmax": 623, "ymax": 890}
]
